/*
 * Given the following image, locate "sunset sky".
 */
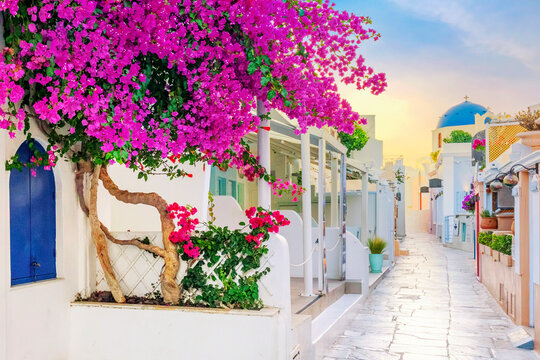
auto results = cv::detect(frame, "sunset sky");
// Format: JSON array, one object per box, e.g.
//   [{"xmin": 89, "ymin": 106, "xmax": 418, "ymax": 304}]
[{"xmin": 336, "ymin": 0, "xmax": 540, "ymax": 167}]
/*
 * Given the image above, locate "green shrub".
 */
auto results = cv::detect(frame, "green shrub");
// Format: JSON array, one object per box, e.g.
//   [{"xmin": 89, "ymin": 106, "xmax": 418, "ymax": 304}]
[
  {"xmin": 478, "ymin": 231, "xmax": 493, "ymax": 246},
  {"xmin": 491, "ymin": 235, "xmax": 512, "ymax": 255},
  {"xmin": 338, "ymin": 122, "xmax": 369, "ymax": 157},
  {"xmin": 368, "ymin": 237, "xmax": 387, "ymax": 254},
  {"xmin": 443, "ymin": 130, "xmax": 472, "ymax": 144}
]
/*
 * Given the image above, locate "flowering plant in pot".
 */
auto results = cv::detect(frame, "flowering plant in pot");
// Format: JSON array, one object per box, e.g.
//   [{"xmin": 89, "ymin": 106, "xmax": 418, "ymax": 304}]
[
  {"xmin": 368, "ymin": 237, "xmax": 387, "ymax": 273},
  {"xmin": 461, "ymin": 192, "xmax": 476, "ymax": 213},
  {"xmin": 480, "ymin": 210, "xmax": 498, "ymax": 230},
  {"xmin": 516, "ymin": 108, "xmax": 540, "ymax": 150}
]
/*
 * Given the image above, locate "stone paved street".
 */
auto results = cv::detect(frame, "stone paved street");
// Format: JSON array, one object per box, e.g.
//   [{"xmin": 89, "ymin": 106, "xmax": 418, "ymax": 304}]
[{"xmin": 321, "ymin": 233, "xmax": 540, "ymax": 360}]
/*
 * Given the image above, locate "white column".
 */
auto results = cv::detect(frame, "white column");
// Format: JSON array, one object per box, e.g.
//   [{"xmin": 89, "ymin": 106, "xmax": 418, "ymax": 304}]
[
  {"xmin": 300, "ymin": 132, "xmax": 313, "ymax": 296},
  {"xmin": 318, "ymin": 139, "xmax": 327, "ymax": 294},
  {"xmin": 361, "ymin": 171, "xmax": 369, "ymax": 245},
  {"xmin": 257, "ymin": 99, "xmax": 271, "ymax": 209},
  {"xmin": 331, "ymin": 155, "xmax": 339, "ymax": 227},
  {"xmin": 376, "ymin": 180, "xmax": 381, "ymax": 237},
  {"xmin": 339, "ymin": 155, "xmax": 347, "ymax": 280},
  {"xmin": 200, "ymin": 165, "xmax": 212, "ymax": 223}
]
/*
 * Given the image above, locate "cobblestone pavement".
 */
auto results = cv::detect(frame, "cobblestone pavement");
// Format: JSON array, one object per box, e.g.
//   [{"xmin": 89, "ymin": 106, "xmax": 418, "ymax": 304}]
[{"xmin": 321, "ymin": 233, "xmax": 540, "ymax": 360}]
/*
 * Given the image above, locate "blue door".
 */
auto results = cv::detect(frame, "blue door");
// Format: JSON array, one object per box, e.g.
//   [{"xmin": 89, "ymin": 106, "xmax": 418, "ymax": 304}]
[{"xmin": 10, "ymin": 140, "xmax": 56, "ymax": 285}]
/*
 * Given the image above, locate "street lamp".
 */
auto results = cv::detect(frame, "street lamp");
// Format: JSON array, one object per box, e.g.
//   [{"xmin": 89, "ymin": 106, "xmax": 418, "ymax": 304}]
[
  {"xmin": 489, "ymin": 179, "xmax": 503, "ymax": 192},
  {"xmin": 489, "ymin": 163, "xmax": 536, "ymax": 191}
]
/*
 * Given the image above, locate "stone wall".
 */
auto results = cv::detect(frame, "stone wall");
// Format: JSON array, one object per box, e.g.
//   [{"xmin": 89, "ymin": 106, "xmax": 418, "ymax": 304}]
[{"xmin": 479, "ymin": 246, "xmax": 523, "ymax": 325}]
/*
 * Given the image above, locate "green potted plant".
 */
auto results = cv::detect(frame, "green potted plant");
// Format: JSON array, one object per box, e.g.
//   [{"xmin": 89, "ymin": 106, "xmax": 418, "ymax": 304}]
[
  {"xmin": 368, "ymin": 237, "xmax": 387, "ymax": 273},
  {"xmin": 480, "ymin": 210, "xmax": 498, "ymax": 230}
]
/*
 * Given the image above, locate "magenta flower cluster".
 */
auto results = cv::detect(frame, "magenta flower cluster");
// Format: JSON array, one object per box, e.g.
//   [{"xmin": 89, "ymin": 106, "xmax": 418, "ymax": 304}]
[
  {"xmin": 0, "ymin": 0, "xmax": 386, "ymax": 174},
  {"xmin": 168, "ymin": 203, "xmax": 200, "ymax": 258},
  {"xmin": 245, "ymin": 206, "xmax": 290, "ymax": 248},
  {"xmin": 462, "ymin": 192, "xmax": 476, "ymax": 213},
  {"xmin": 472, "ymin": 138, "xmax": 486, "ymax": 151}
]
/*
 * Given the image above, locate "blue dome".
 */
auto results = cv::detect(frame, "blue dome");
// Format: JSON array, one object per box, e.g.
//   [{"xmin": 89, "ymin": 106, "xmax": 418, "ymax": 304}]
[{"xmin": 437, "ymin": 101, "xmax": 488, "ymax": 128}]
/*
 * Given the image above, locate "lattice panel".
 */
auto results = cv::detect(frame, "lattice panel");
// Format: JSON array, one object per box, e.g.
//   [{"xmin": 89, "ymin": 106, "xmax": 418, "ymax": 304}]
[
  {"xmin": 488, "ymin": 124, "xmax": 526, "ymax": 162},
  {"xmin": 96, "ymin": 232, "xmax": 165, "ymax": 296},
  {"xmin": 96, "ymin": 231, "xmax": 277, "ymax": 301}
]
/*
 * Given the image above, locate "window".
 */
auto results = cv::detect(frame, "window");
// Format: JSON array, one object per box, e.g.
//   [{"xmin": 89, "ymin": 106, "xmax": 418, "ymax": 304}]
[
  {"xmin": 229, "ymin": 180, "xmax": 237, "ymax": 198},
  {"xmin": 10, "ymin": 140, "xmax": 56, "ymax": 285},
  {"xmin": 218, "ymin": 177, "xmax": 227, "ymax": 196}
]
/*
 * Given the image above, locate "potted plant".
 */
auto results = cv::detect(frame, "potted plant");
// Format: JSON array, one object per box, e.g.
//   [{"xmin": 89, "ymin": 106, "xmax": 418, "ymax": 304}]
[
  {"xmin": 480, "ymin": 210, "xmax": 498, "ymax": 230},
  {"xmin": 516, "ymin": 108, "xmax": 540, "ymax": 150},
  {"xmin": 462, "ymin": 192, "xmax": 476, "ymax": 214},
  {"xmin": 368, "ymin": 237, "xmax": 387, "ymax": 273}
]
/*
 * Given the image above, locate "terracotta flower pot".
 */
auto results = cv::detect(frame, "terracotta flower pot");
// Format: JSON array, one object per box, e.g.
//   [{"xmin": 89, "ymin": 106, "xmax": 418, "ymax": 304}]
[
  {"xmin": 517, "ymin": 130, "xmax": 540, "ymax": 150},
  {"xmin": 480, "ymin": 217, "xmax": 498, "ymax": 230}
]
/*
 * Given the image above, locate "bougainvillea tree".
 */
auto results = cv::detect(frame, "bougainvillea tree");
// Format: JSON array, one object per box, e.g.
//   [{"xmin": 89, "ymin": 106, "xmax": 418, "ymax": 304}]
[{"xmin": 0, "ymin": 0, "xmax": 387, "ymax": 303}]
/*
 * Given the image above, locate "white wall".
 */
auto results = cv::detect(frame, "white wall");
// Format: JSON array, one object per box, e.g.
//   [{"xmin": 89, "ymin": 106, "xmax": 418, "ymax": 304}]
[
  {"xmin": 103, "ymin": 163, "xmax": 209, "ymax": 232},
  {"xmin": 1, "ymin": 127, "xmax": 87, "ymax": 360},
  {"xmin": 345, "ymin": 231, "xmax": 369, "ymax": 295},
  {"xmin": 70, "ymin": 303, "xmax": 281, "ymax": 360}
]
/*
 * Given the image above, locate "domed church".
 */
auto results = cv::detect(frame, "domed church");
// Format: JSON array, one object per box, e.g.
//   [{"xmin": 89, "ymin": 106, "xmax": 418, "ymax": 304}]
[
  {"xmin": 432, "ymin": 97, "xmax": 489, "ymax": 151},
  {"xmin": 428, "ymin": 97, "xmax": 492, "ymax": 252}
]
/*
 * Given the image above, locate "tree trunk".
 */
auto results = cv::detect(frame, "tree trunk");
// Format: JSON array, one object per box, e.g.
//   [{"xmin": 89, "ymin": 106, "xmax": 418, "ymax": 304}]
[
  {"xmin": 88, "ymin": 165, "xmax": 126, "ymax": 303},
  {"xmin": 99, "ymin": 167, "xmax": 181, "ymax": 304}
]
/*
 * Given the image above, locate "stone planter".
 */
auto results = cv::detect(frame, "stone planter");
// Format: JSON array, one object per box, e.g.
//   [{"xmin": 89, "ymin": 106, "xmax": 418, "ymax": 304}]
[
  {"xmin": 517, "ymin": 130, "xmax": 540, "ymax": 150},
  {"xmin": 69, "ymin": 302, "xmax": 283, "ymax": 360},
  {"xmin": 479, "ymin": 244, "xmax": 487, "ymax": 254},
  {"xmin": 501, "ymin": 253, "xmax": 513, "ymax": 267},
  {"xmin": 492, "ymin": 250, "xmax": 501, "ymax": 262},
  {"xmin": 480, "ymin": 217, "xmax": 498, "ymax": 230}
]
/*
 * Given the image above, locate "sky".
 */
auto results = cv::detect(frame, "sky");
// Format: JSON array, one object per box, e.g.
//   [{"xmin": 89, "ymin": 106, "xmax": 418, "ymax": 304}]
[{"xmin": 335, "ymin": 0, "xmax": 540, "ymax": 167}]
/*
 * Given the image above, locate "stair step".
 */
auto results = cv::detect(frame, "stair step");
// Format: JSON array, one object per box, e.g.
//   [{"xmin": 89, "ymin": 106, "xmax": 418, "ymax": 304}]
[
  {"xmin": 311, "ymin": 294, "xmax": 362, "ymax": 345},
  {"xmin": 508, "ymin": 326, "xmax": 534, "ymax": 350}
]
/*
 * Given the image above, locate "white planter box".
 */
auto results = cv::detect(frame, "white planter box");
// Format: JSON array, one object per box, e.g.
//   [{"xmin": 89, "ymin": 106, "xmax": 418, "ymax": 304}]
[{"xmin": 69, "ymin": 302, "xmax": 281, "ymax": 360}]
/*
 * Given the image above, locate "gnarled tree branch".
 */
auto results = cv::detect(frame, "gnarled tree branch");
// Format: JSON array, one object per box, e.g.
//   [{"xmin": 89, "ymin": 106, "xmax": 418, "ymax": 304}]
[
  {"xmin": 88, "ymin": 165, "xmax": 125, "ymax": 303},
  {"xmin": 98, "ymin": 165, "xmax": 181, "ymax": 304},
  {"xmin": 100, "ymin": 223, "xmax": 167, "ymax": 258}
]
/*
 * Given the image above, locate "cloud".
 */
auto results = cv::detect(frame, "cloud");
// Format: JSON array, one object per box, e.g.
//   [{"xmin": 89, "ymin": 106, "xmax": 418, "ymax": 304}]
[{"xmin": 386, "ymin": 0, "xmax": 540, "ymax": 72}]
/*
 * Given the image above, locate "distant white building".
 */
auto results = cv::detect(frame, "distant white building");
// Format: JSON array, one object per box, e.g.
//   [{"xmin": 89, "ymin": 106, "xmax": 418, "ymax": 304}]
[{"xmin": 428, "ymin": 99, "xmax": 488, "ymax": 251}]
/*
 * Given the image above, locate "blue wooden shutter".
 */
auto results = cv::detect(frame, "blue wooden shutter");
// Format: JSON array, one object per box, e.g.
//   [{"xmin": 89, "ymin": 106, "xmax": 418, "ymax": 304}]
[
  {"xmin": 10, "ymin": 140, "xmax": 56, "ymax": 285},
  {"xmin": 10, "ymin": 142, "xmax": 32, "ymax": 285},
  {"xmin": 30, "ymin": 142, "xmax": 56, "ymax": 281}
]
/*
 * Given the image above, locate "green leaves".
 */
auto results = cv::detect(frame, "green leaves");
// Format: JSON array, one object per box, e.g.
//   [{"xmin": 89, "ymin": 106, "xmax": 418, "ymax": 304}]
[
  {"xmin": 260, "ymin": 76, "xmax": 271, "ymax": 87},
  {"xmin": 178, "ymin": 219, "xmax": 272, "ymax": 309},
  {"xmin": 267, "ymin": 90, "xmax": 276, "ymax": 100},
  {"xmin": 247, "ymin": 62, "xmax": 258, "ymax": 75},
  {"xmin": 338, "ymin": 122, "xmax": 370, "ymax": 157}
]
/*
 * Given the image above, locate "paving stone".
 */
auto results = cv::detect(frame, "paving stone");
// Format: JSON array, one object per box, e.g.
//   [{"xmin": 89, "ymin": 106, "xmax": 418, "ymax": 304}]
[{"xmin": 318, "ymin": 233, "xmax": 540, "ymax": 360}]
